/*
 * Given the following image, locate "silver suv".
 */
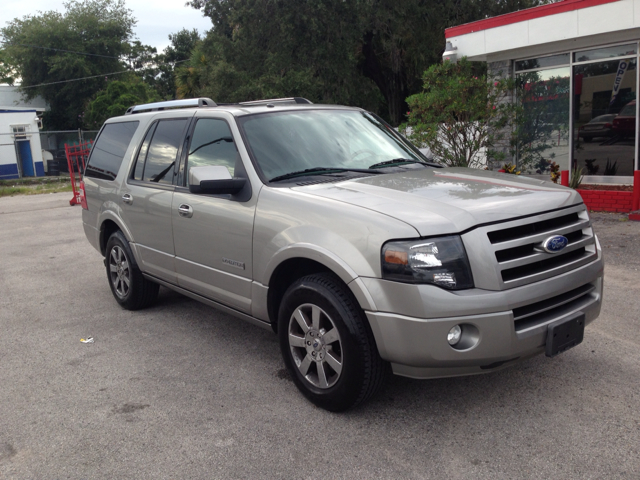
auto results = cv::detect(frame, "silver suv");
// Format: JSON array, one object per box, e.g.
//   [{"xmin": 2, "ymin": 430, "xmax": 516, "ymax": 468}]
[{"xmin": 81, "ymin": 97, "xmax": 603, "ymax": 411}]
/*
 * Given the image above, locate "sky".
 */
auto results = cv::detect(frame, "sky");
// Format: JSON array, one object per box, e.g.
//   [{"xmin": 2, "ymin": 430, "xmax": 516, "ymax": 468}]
[{"xmin": 2, "ymin": 0, "xmax": 213, "ymax": 52}]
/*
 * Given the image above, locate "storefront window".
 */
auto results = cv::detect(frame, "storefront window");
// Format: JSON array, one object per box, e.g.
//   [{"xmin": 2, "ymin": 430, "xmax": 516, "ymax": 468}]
[
  {"xmin": 515, "ymin": 53, "xmax": 570, "ymax": 72},
  {"xmin": 515, "ymin": 67, "xmax": 571, "ymax": 174},
  {"xmin": 573, "ymin": 58, "xmax": 636, "ymax": 176},
  {"xmin": 574, "ymin": 44, "xmax": 637, "ymax": 63}
]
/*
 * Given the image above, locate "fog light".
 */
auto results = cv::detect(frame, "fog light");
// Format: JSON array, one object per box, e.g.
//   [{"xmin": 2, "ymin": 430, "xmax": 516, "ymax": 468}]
[{"xmin": 447, "ymin": 325, "xmax": 462, "ymax": 346}]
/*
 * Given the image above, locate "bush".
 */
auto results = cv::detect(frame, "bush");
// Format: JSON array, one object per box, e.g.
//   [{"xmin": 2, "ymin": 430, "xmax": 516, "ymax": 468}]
[{"xmin": 403, "ymin": 58, "xmax": 516, "ymax": 169}]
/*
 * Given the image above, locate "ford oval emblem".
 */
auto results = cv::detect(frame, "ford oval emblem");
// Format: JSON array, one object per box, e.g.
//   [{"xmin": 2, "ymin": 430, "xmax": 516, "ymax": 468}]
[{"xmin": 543, "ymin": 235, "xmax": 569, "ymax": 253}]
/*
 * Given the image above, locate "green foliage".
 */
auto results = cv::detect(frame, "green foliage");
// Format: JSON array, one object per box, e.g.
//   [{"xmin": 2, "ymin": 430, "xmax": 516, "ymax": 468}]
[
  {"xmin": 403, "ymin": 58, "xmax": 517, "ymax": 168},
  {"xmin": 83, "ymin": 77, "xmax": 160, "ymax": 128},
  {"xmin": 123, "ymin": 41, "xmax": 158, "ymax": 80},
  {"xmin": 153, "ymin": 29, "xmax": 202, "ymax": 100},
  {"xmin": 549, "ymin": 161, "xmax": 560, "ymax": 183},
  {"xmin": 186, "ymin": 0, "xmax": 548, "ymax": 125},
  {"xmin": 175, "ymin": 44, "xmax": 209, "ymax": 99},
  {"xmin": 1, "ymin": 0, "xmax": 136, "ymax": 129},
  {"xmin": 568, "ymin": 166, "xmax": 584, "ymax": 189},
  {"xmin": 183, "ymin": 0, "xmax": 382, "ymax": 112},
  {"xmin": 0, "ymin": 49, "xmax": 16, "ymax": 85},
  {"xmin": 502, "ymin": 163, "xmax": 521, "ymax": 175},
  {"xmin": 604, "ymin": 158, "xmax": 618, "ymax": 176}
]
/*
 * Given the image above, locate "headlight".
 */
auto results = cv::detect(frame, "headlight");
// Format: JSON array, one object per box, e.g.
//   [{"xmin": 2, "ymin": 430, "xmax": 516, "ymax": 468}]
[{"xmin": 381, "ymin": 235, "xmax": 474, "ymax": 290}]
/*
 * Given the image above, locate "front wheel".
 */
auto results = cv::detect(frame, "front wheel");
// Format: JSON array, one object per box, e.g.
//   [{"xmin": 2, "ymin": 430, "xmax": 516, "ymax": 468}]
[
  {"xmin": 105, "ymin": 231, "xmax": 159, "ymax": 310},
  {"xmin": 278, "ymin": 273, "xmax": 386, "ymax": 411}
]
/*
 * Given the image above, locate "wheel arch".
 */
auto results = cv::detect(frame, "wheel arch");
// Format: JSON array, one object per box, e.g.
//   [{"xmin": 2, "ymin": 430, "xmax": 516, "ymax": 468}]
[
  {"xmin": 265, "ymin": 248, "xmax": 378, "ymax": 332},
  {"xmin": 98, "ymin": 212, "xmax": 133, "ymax": 256}
]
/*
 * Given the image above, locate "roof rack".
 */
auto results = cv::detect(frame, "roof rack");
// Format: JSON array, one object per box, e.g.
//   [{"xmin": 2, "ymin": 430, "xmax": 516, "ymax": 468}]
[
  {"xmin": 125, "ymin": 97, "xmax": 217, "ymax": 115},
  {"xmin": 238, "ymin": 97, "xmax": 313, "ymax": 106}
]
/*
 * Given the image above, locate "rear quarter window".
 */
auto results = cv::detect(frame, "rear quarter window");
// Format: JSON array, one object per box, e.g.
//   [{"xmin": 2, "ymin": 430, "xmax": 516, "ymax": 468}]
[{"xmin": 85, "ymin": 121, "xmax": 140, "ymax": 180}]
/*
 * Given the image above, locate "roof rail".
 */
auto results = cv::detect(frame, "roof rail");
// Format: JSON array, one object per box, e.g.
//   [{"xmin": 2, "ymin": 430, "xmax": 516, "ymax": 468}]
[
  {"xmin": 238, "ymin": 97, "xmax": 313, "ymax": 106},
  {"xmin": 125, "ymin": 97, "xmax": 217, "ymax": 115}
]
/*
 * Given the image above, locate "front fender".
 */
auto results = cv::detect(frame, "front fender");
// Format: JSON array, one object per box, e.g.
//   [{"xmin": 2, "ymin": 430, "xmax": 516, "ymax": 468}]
[{"xmin": 261, "ymin": 241, "xmax": 379, "ymax": 312}]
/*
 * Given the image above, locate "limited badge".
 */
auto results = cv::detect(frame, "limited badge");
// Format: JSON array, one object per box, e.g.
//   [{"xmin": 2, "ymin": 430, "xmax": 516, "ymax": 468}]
[{"xmin": 222, "ymin": 257, "xmax": 245, "ymax": 270}]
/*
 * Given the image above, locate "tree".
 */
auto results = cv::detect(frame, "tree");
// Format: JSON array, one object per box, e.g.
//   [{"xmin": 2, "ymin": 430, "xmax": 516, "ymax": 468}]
[
  {"xmin": 0, "ymin": 49, "xmax": 16, "ymax": 85},
  {"xmin": 155, "ymin": 29, "xmax": 202, "ymax": 100},
  {"xmin": 83, "ymin": 77, "xmax": 160, "ymax": 128},
  {"xmin": 404, "ymin": 58, "xmax": 517, "ymax": 168},
  {"xmin": 185, "ymin": 0, "xmax": 550, "ymax": 125},
  {"xmin": 1, "ymin": 0, "xmax": 136, "ymax": 129},
  {"xmin": 184, "ymin": 0, "xmax": 382, "ymax": 112},
  {"xmin": 175, "ymin": 44, "xmax": 208, "ymax": 99},
  {"xmin": 359, "ymin": 0, "xmax": 555, "ymax": 125}
]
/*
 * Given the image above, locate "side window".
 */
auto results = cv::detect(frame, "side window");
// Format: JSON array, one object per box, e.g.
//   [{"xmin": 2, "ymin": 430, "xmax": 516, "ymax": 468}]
[
  {"xmin": 132, "ymin": 123, "xmax": 156, "ymax": 181},
  {"xmin": 84, "ymin": 121, "xmax": 139, "ymax": 180},
  {"xmin": 186, "ymin": 118, "xmax": 238, "ymax": 185},
  {"xmin": 133, "ymin": 118, "xmax": 188, "ymax": 184}
]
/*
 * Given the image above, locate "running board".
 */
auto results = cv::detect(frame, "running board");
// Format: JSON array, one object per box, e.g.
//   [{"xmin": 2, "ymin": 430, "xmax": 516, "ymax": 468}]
[{"xmin": 143, "ymin": 274, "xmax": 272, "ymax": 331}]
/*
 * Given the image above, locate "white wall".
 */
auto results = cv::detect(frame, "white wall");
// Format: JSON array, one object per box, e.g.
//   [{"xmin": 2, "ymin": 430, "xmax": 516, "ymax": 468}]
[
  {"xmin": 448, "ymin": 0, "xmax": 640, "ymax": 62},
  {"xmin": 0, "ymin": 111, "xmax": 44, "ymax": 179},
  {"xmin": 0, "ymin": 85, "xmax": 47, "ymax": 111}
]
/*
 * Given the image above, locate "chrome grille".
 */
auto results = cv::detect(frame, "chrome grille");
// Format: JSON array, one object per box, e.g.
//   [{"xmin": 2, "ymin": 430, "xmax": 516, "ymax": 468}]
[{"xmin": 462, "ymin": 205, "xmax": 597, "ymax": 290}]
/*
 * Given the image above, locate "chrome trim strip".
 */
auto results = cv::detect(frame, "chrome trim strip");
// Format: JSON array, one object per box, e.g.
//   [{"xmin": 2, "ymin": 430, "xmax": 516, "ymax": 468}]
[
  {"xmin": 490, "ymin": 218, "xmax": 591, "ymax": 249},
  {"xmin": 497, "ymin": 236, "xmax": 595, "ymax": 269},
  {"xmin": 502, "ymin": 251, "xmax": 597, "ymax": 288}
]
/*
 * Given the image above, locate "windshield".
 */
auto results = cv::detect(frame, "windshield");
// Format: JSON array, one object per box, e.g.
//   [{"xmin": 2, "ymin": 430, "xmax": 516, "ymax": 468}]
[{"xmin": 238, "ymin": 109, "xmax": 427, "ymax": 181}]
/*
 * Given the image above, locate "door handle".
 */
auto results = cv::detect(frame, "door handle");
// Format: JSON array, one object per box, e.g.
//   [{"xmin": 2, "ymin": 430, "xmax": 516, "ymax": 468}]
[
  {"xmin": 178, "ymin": 204, "xmax": 193, "ymax": 218},
  {"xmin": 122, "ymin": 193, "xmax": 133, "ymax": 205}
]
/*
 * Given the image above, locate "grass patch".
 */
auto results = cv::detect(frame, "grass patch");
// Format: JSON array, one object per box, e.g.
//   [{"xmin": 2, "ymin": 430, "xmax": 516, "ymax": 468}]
[{"xmin": 0, "ymin": 177, "xmax": 74, "ymax": 197}]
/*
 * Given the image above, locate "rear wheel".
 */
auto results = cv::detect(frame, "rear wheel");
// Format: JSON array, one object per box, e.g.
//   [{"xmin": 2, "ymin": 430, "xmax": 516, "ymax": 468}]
[
  {"xmin": 278, "ymin": 273, "xmax": 386, "ymax": 411},
  {"xmin": 105, "ymin": 231, "xmax": 159, "ymax": 310}
]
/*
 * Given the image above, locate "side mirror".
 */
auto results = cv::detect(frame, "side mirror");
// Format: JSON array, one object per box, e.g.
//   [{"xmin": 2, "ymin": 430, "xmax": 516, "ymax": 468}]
[{"xmin": 188, "ymin": 166, "xmax": 247, "ymax": 195}]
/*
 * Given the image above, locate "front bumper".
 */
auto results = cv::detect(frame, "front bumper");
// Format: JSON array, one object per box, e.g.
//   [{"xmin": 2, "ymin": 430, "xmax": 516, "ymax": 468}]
[{"xmin": 362, "ymin": 252, "xmax": 603, "ymax": 379}]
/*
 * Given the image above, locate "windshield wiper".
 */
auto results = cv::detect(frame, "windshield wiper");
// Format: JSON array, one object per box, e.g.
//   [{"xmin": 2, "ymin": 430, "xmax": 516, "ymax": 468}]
[
  {"xmin": 368, "ymin": 158, "xmax": 428, "ymax": 169},
  {"xmin": 189, "ymin": 136, "xmax": 233, "ymax": 156},
  {"xmin": 270, "ymin": 167, "xmax": 382, "ymax": 182}
]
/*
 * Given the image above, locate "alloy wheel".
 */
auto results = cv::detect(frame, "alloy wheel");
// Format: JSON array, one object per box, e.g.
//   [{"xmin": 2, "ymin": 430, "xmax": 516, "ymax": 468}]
[
  {"xmin": 288, "ymin": 303, "xmax": 343, "ymax": 389},
  {"xmin": 109, "ymin": 245, "xmax": 131, "ymax": 298}
]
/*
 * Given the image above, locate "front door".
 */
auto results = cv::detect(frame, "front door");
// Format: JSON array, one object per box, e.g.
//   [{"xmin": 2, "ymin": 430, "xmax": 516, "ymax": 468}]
[
  {"xmin": 16, "ymin": 140, "xmax": 34, "ymax": 177},
  {"xmin": 172, "ymin": 115, "xmax": 257, "ymax": 314}
]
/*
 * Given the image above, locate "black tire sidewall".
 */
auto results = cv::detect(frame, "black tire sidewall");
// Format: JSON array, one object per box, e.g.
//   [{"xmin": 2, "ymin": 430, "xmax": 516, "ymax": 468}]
[{"xmin": 278, "ymin": 274, "xmax": 372, "ymax": 411}]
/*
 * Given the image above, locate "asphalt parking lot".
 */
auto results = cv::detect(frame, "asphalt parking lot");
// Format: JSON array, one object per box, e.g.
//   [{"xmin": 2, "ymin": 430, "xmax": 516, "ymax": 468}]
[{"xmin": 1, "ymin": 193, "xmax": 639, "ymax": 479}]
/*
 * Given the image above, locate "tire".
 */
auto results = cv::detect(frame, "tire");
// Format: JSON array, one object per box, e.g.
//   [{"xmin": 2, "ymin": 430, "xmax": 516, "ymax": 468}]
[
  {"xmin": 105, "ymin": 231, "xmax": 159, "ymax": 310},
  {"xmin": 278, "ymin": 273, "xmax": 386, "ymax": 412},
  {"xmin": 582, "ymin": 137, "xmax": 592, "ymax": 143}
]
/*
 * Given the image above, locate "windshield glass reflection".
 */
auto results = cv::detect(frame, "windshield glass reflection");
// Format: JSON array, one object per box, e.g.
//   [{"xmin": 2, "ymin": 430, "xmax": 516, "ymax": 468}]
[{"xmin": 239, "ymin": 110, "xmax": 427, "ymax": 180}]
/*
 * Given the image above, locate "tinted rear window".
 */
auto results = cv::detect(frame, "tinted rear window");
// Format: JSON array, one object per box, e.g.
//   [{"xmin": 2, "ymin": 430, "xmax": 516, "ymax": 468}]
[{"xmin": 85, "ymin": 121, "xmax": 139, "ymax": 180}]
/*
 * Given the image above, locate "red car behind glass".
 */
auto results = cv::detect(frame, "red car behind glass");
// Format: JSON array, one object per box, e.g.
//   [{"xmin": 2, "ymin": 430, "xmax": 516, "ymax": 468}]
[{"xmin": 612, "ymin": 100, "xmax": 636, "ymax": 138}]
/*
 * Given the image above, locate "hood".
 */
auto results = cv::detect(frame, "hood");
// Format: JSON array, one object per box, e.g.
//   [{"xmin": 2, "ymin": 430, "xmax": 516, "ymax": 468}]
[{"xmin": 293, "ymin": 168, "xmax": 582, "ymax": 236}]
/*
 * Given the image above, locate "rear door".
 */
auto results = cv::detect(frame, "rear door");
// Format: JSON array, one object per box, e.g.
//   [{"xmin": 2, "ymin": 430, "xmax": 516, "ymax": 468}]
[
  {"xmin": 171, "ymin": 112, "xmax": 257, "ymax": 313},
  {"xmin": 119, "ymin": 116, "xmax": 191, "ymax": 283}
]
